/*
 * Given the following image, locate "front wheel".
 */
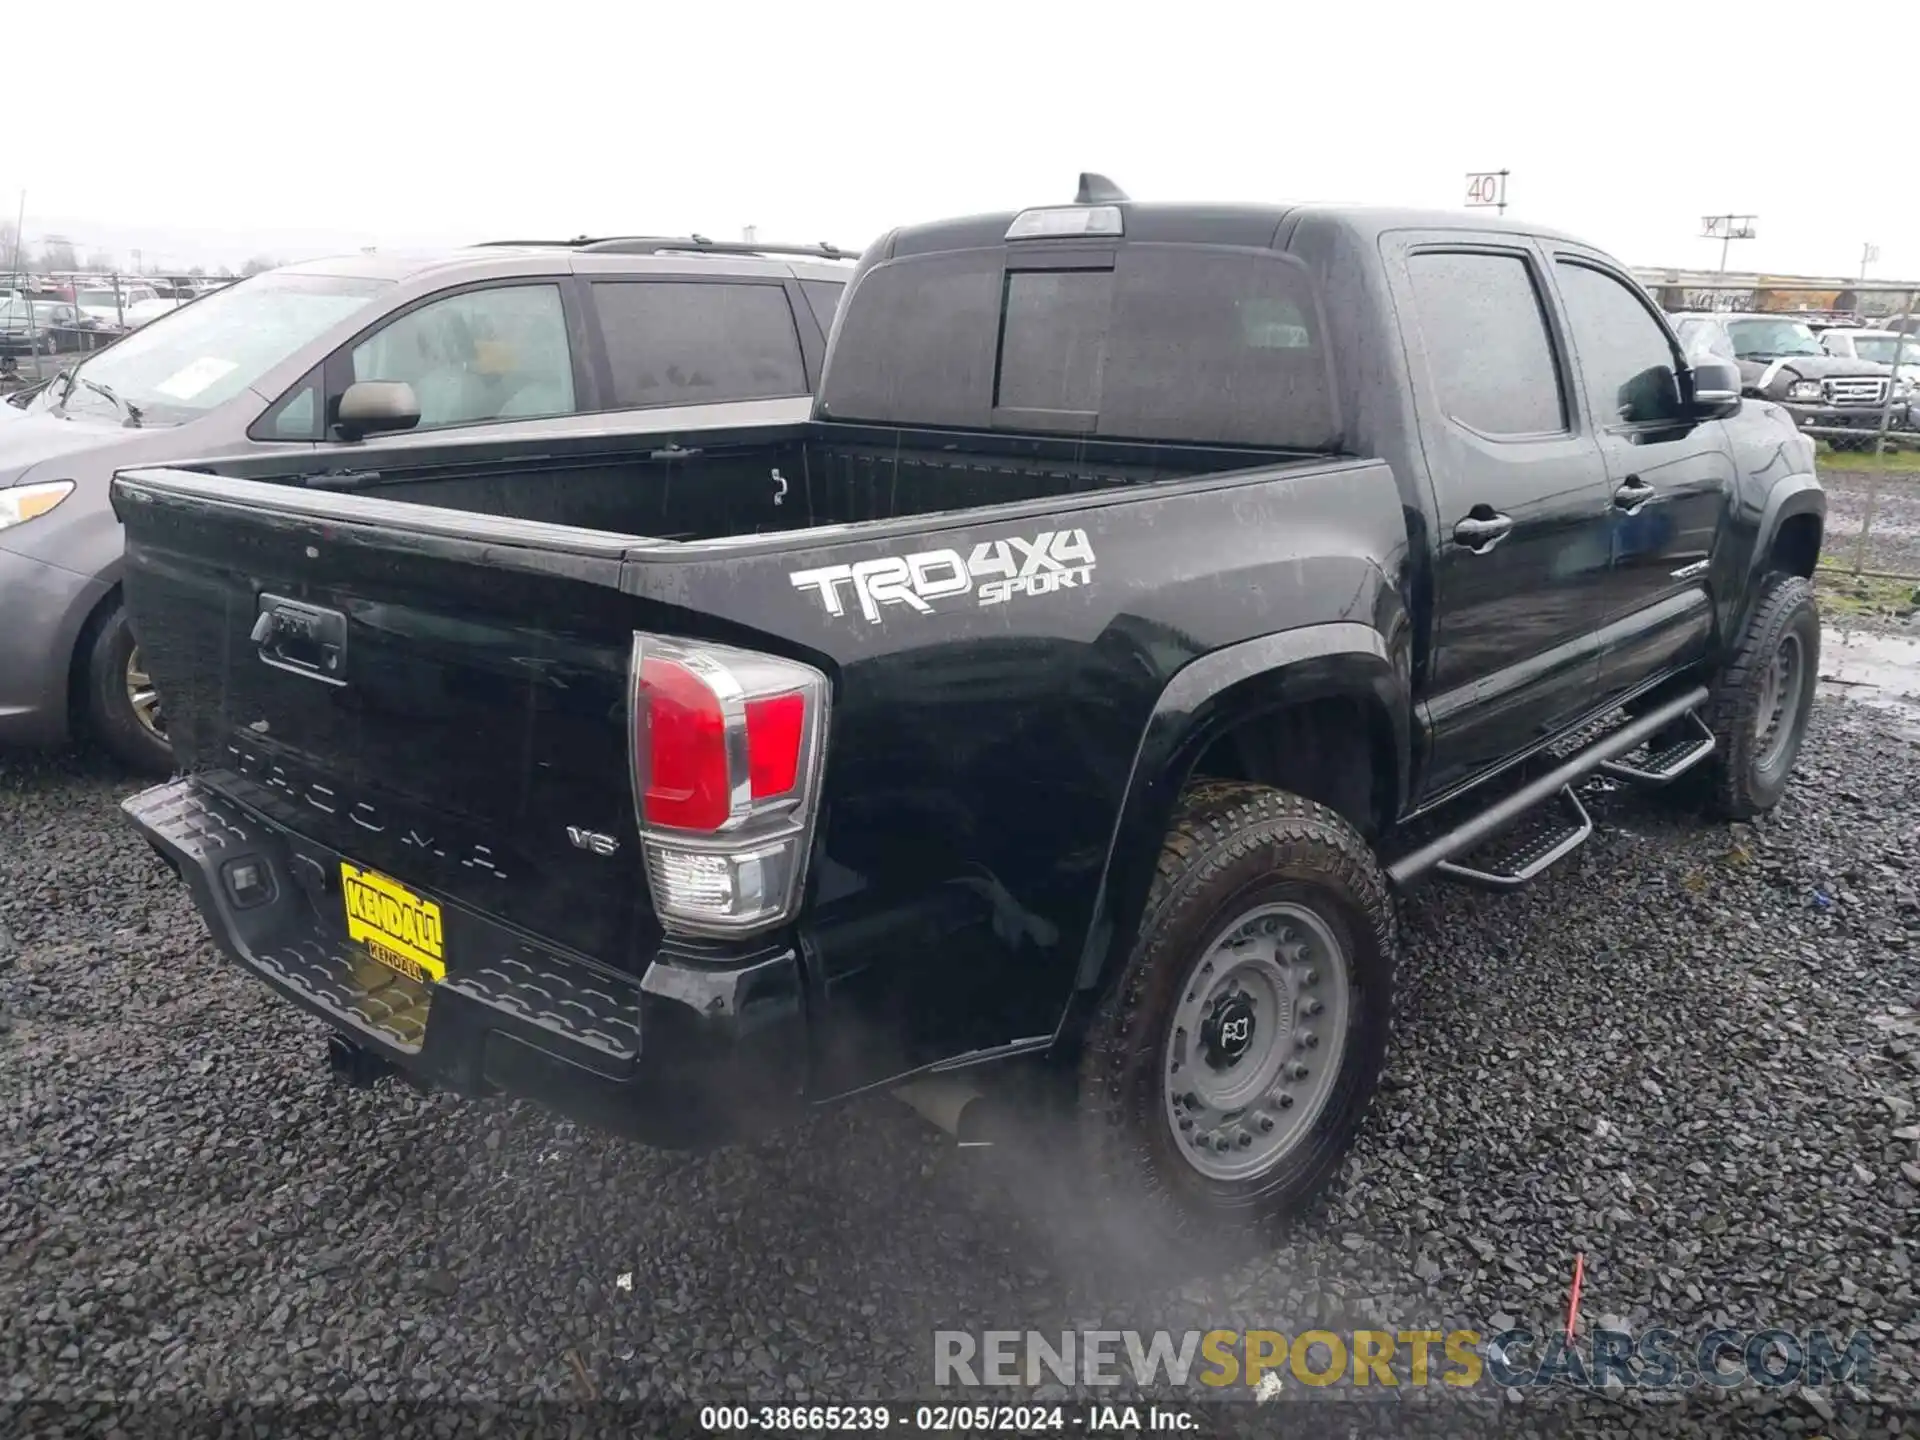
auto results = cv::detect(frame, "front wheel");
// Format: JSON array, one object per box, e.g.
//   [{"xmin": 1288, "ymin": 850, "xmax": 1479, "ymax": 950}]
[
  {"xmin": 1077, "ymin": 782, "xmax": 1394, "ymax": 1245},
  {"xmin": 85, "ymin": 604, "xmax": 174, "ymax": 776},
  {"xmin": 1700, "ymin": 573, "xmax": 1819, "ymax": 819}
]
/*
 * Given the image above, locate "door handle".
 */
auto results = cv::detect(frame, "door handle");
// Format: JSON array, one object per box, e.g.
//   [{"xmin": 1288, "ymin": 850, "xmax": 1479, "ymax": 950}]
[
  {"xmin": 1452, "ymin": 512, "xmax": 1515, "ymax": 553},
  {"xmin": 1613, "ymin": 477, "xmax": 1657, "ymax": 514}
]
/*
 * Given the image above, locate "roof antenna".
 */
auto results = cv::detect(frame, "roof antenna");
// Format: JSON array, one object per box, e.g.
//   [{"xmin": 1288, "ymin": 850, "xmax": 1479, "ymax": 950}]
[{"xmin": 1075, "ymin": 172, "xmax": 1129, "ymax": 205}]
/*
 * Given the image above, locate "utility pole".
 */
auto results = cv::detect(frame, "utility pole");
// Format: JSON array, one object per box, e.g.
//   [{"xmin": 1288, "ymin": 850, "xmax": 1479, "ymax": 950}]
[
  {"xmin": 9, "ymin": 190, "xmax": 23, "ymax": 294},
  {"xmin": 1700, "ymin": 214, "xmax": 1757, "ymax": 273}
]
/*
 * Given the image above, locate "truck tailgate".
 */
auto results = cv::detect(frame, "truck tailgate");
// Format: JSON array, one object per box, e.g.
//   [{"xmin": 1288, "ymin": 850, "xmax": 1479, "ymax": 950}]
[{"xmin": 113, "ymin": 469, "xmax": 669, "ymax": 968}]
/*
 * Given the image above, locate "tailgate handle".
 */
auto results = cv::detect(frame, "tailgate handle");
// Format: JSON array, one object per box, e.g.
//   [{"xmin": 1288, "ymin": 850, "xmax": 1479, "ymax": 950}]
[{"xmin": 253, "ymin": 594, "xmax": 348, "ymax": 686}]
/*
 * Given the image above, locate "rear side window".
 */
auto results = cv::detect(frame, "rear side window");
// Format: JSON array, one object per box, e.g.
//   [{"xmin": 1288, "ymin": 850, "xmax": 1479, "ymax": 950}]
[
  {"xmin": 593, "ymin": 281, "xmax": 807, "ymax": 408},
  {"xmin": 1406, "ymin": 251, "xmax": 1566, "ymax": 436},
  {"xmin": 800, "ymin": 279, "xmax": 844, "ymax": 336},
  {"xmin": 822, "ymin": 244, "xmax": 1339, "ymax": 449}
]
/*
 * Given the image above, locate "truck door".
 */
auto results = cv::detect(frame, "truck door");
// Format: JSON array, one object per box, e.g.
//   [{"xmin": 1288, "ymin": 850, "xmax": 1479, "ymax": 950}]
[
  {"xmin": 1546, "ymin": 255, "xmax": 1730, "ymax": 701},
  {"xmin": 1391, "ymin": 240, "xmax": 1615, "ymax": 799}
]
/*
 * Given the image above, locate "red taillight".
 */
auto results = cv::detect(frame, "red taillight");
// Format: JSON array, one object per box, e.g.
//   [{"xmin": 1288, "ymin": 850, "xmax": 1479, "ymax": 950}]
[
  {"xmin": 639, "ymin": 655, "xmax": 731, "ymax": 831},
  {"xmin": 629, "ymin": 634, "xmax": 831, "ymax": 936},
  {"xmin": 746, "ymin": 692, "xmax": 805, "ymax": 799}
]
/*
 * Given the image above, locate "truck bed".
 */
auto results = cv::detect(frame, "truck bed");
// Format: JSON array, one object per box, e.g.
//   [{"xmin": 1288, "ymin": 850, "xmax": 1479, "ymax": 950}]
[
  {"xmin": 245, "ymin": 421, "xmax": 1305, "ymax": 545},
  {"xmin": 110, "ymin": 429, "xmax": 1403, "ymax": 1094}
]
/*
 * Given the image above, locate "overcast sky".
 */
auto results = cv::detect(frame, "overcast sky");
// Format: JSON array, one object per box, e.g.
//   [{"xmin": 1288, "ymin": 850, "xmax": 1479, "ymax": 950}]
[{"xmin": 10, "ymin": 0, "xmax": 1916, "ymax": 286}]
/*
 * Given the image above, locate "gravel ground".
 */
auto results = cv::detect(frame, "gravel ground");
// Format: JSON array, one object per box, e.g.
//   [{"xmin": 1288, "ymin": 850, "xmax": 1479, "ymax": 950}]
[
  {"xmin": 3, "ymin": 701, "xmax": 1919, "ymax": 1439},
  {"xmin": 1822, "ymin": 466, "xmax": 1920, "ymax": 579}
]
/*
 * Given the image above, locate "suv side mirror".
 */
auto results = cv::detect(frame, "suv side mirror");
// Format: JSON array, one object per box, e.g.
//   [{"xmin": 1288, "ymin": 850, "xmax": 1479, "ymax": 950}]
[
  {"xmin": 1684, "ymin": 357, "xmax": 1742, "ymax": 419},
  {"xmin": 334, "ymin": 380, "xmax": 421, "ymax": 441}
]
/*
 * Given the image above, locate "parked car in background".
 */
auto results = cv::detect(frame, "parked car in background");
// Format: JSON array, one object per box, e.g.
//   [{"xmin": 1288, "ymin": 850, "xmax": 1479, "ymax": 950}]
[
  {"xmin": 121, "ymin": 295, "xmax": 193, "ymax": 329},
  {"xmin": 1821, "ymin": 328, "xmax": 1920, "ymax": 433},
  {"xmin": 1671, "ymin": 310, "xmax": 1911, "ymax": 449},
  {"xmin": 0, "ymin": 299, "xmax": 80, "ymax": 355},
  {"xmin": 73, "ymin": 284, "xmax": 160, "ymax": 327},
  {"xmin": 1821, "ymin": 327, "xmax": 1920, "ymax": 380},
  {"xmin": 0, "ymin": 234, "xmax": 851, "ymax": 773}
]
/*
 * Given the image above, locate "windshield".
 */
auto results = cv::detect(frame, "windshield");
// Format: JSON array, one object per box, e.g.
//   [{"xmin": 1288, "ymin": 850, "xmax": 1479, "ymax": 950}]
[
  {"xmin": 1854, "ymin": 336, "xmax": 1918, "ymax": 366},
  {"xmin": 76, "ymin": 290, "xmax": 121, "ymax": 307},
  {"xmin": 1726, "ymin": 318, "xmax": 1822, "ymax": 359},
  {"xmin": 54, "ymin": 272, "xmax": 390, "ymax": 425}
]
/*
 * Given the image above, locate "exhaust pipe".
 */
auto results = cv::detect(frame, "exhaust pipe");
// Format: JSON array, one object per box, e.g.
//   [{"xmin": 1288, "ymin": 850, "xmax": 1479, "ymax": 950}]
[
  {"xmin": 326, "ymin": 1033, "xmax": 394, "ymax": 1089},
  {"xmin": 893, "ymin": 1076, "xmax": 999, "ymax": 1147}
]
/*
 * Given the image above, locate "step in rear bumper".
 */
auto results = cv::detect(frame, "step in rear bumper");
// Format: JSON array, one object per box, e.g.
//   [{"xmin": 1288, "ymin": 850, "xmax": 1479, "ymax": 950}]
[{"xmin": 122, "ymin": 777, "xmax": 808, "ymax": 1146}]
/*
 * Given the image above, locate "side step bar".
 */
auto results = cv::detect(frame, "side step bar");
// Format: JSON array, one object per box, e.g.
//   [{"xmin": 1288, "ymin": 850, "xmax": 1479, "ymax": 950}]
[
  {"xmin": 1387, "ymin": 686, "xmax": 1709, "ymax": 891},
  {"xmin": 1435, "ymin": 786, "xmax": 1592, "ymax": 892},
  {"xmin": 1598, "ymin": 711, "xmax": 1716, "ymax": 785}
]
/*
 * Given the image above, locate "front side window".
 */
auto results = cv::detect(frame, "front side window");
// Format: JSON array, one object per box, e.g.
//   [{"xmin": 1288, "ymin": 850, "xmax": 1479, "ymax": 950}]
[
  {"xmin": 1555, "ymin": 262, "xmax": 1686, "ymax": 426},
  {"xmin": 592, "ymin": 281, "xmax": 807, "ymax": 408},
  {"xmin": 1406, "ymin": 250, "xmax": 1566, "ymax": 436},
  {"xmin": 256, "ymin": 376, "xmax": 320, "ymax": 441},
  {"xmin": 350, "ymin": 283, "xmax": 576, "ymax": 430}
]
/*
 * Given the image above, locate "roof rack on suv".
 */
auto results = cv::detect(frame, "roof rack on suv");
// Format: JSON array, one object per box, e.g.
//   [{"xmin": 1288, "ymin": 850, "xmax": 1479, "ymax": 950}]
[{"xmin": 475, "ymin": 234, "xmax": 858, "ymax": 261}]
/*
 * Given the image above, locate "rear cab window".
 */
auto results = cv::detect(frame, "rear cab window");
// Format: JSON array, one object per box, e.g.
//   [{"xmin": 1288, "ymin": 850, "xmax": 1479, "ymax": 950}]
[{"xmin": 819, "ymin": 242, "xmax": 1342, "ymax": 450}]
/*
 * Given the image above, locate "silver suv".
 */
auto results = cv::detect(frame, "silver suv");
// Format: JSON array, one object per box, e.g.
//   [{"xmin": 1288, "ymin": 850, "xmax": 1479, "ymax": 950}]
[{"xmin": 0, "ymin": 236, "xmax": 851, "ymax": 772}]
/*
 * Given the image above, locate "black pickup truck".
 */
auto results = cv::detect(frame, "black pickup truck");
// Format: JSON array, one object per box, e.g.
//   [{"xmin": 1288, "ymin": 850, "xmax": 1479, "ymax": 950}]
[{"xmin": 112, "ymin": 180, "xmax": 1825, "ymax": 1241}]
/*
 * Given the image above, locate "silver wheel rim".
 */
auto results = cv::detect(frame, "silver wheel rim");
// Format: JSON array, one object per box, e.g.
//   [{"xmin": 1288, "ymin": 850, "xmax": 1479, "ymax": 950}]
[
  {"xmin": 1753, "ymin": 631, "xmax": 1804, "ymax": 773},
  {"xmin": 126, "ymin": 648, "xmax": 165, "ymax": 739},
  {"xmin": 1162, "ymin": 901, "xmax": 1350, "ymax": 1182}
]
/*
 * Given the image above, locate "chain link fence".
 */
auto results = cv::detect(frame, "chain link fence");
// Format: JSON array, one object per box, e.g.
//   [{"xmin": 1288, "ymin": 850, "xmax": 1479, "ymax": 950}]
[{"xmin": 1648, "ymin": 278, "xmax": 1920, "ymax": 580}]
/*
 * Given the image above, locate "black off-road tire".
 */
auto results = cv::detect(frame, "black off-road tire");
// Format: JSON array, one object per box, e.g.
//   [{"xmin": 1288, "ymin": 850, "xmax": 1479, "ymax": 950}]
[
  {"xmin": 1699, "ymin": 573, "xmax": 1819, "ymax": 820},
  {"xmin": 1077, "ymin": 782, "xmax": 1394, "ymax": 1248},
  {"xmin": 85, "ymin": 603, "xmax": 173, "ymax": 776}
]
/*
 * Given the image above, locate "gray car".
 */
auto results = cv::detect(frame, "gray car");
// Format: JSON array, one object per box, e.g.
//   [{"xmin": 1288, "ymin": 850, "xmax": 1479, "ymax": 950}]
[{"xmin": 0, "ymin": 236, "xmax": 851, "ymax": 772}]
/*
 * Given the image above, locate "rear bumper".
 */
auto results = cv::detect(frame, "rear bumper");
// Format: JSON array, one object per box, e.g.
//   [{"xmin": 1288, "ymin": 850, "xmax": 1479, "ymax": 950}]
[
  {"xmin": 124, "ymin": 778, "xmax": 810, "ymax": 1146},
  {"xmin": 0, "ymin": 544, "xmax": 103, "ymax": 747}
]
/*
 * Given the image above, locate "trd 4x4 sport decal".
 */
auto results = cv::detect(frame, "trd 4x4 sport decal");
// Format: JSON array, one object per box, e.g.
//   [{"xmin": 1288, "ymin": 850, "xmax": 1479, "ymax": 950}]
[{"xmin": 789, "ymin": 529, "xmax": 1097, "ymax": 624}]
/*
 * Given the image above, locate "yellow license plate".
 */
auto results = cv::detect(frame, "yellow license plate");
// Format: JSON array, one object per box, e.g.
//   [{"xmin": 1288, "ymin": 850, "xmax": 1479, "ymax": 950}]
[{"xmin": 341, "ymin": 862, "xmax": 446, "ymax": 984}]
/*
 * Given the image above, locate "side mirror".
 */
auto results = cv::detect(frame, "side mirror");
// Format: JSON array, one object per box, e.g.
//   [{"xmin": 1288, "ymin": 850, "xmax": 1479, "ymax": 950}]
[
  {"xmin": 333, "ymin": 380, "xmax": 420, "ymax": 441},
  {"xmin": 1684, "ymin": 357, "xmax": 1742, "ymax": 419}
]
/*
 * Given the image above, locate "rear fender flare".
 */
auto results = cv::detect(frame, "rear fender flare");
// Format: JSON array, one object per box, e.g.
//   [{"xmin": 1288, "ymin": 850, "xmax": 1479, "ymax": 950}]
[{"xmin": 1051, "ymin": 621, "xmax": 1410, "ymax": 1049}]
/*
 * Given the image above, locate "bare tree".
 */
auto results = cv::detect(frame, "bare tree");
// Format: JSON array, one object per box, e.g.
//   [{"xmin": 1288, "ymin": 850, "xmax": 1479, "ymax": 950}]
[
  {"xmin": 238, "ymin": 255, "xmax": 282, "ymax": 277},
  {"xmin": 84, "ymin": 251, "xmax": 115, "ymax": 273}
]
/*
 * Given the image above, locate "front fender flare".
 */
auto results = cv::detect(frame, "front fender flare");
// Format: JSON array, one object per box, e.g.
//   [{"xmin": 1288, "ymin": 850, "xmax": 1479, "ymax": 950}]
[
  {"xmin": 1051, "ymin": 621, "xmax": 1410, "ymax": 1048},
  {"xmin": 1736, "ymin": 473, "xmax": 1824, "ymax": 636}
]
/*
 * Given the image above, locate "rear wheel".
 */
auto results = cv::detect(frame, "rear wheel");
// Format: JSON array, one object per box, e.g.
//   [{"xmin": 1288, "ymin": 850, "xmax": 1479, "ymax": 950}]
[
  {"xmin": 1077, "ymin": 782, "xmax": 1394, "ymax": 1245},
  {"xmin": 85, "ymin": 604, "xmax": 173, "ymax": 776},
  {"xmin": 1699, "ymin": 573, "xmax": 1819, "ymax": 819}
]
